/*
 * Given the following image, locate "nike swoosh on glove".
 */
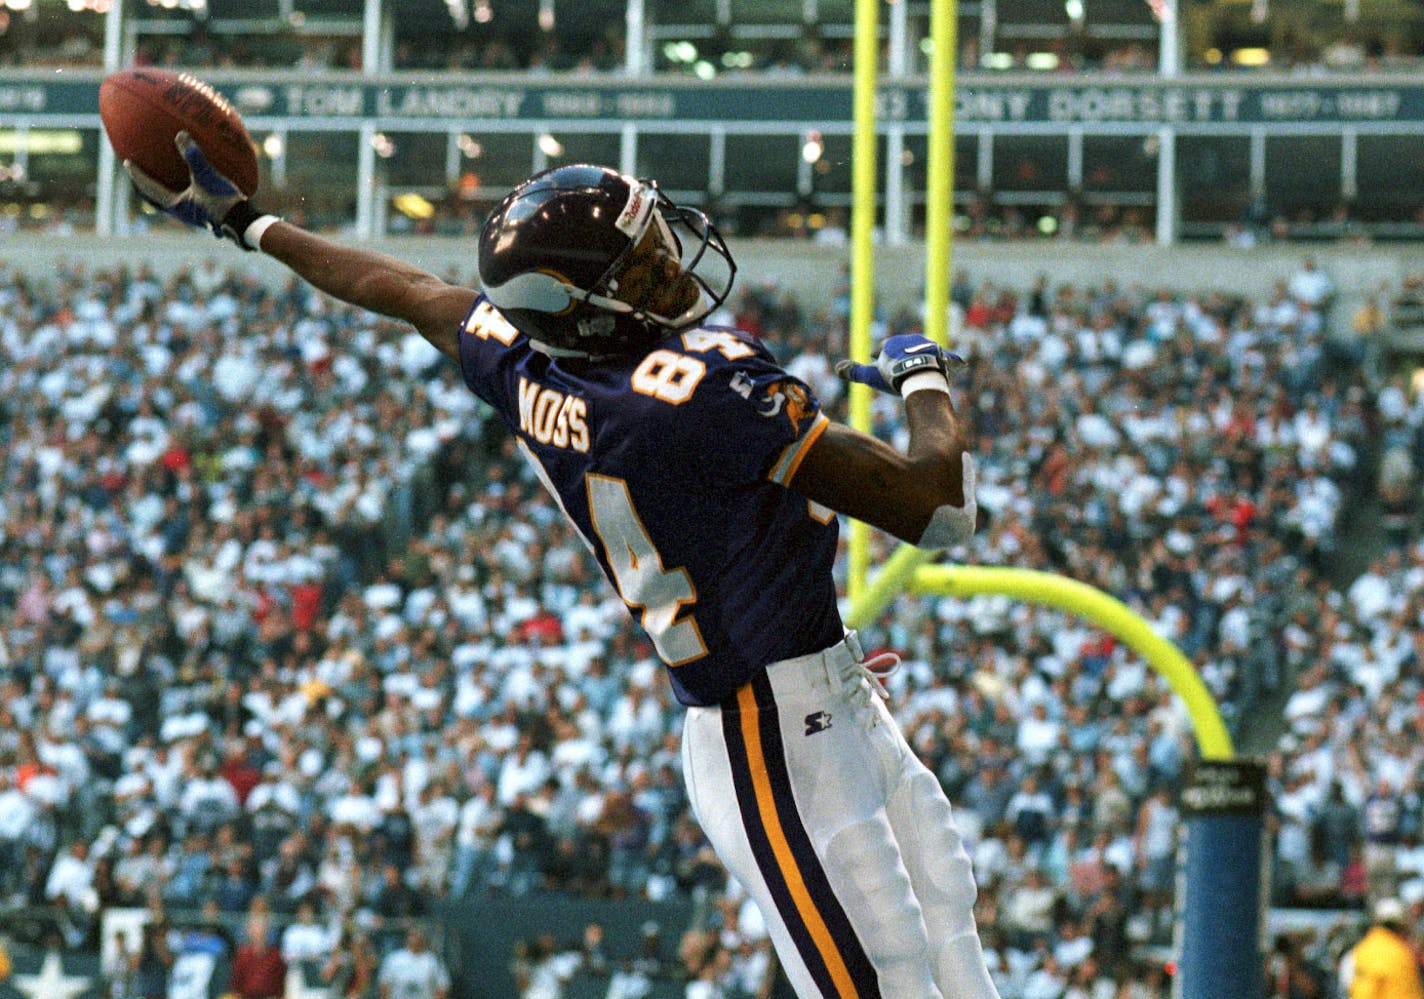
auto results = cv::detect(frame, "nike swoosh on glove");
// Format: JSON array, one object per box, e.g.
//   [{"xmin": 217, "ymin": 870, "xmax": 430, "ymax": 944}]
[{"xmin": 834, "ymin": 334, "xmax": 965, "ymax": 395}]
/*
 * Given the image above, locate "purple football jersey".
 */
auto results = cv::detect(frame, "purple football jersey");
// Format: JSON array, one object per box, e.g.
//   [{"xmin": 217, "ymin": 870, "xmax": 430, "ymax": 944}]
[{"xmin": 457, "ymin": 295, "xmax": 843, "ymax": 706}]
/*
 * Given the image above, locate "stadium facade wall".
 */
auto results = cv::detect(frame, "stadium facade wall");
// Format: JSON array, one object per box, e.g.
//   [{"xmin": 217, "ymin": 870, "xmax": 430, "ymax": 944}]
[{"xmin": 9, "ymin": 232, "xmax": 1418, "ymax": 319}]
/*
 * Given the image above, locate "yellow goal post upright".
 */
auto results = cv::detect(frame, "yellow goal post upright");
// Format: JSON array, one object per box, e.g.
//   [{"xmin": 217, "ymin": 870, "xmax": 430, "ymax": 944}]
[
  {"xmin": 844, "ymin": 0, "xmax": 1237, "ymax": 765},
  {"xmin": 846, "ymin": 0, "xmax": 957, "ymax": 610},
  {"xmin": 842, "ymin": 3, "xmax": 1267, "ymax": 995}
]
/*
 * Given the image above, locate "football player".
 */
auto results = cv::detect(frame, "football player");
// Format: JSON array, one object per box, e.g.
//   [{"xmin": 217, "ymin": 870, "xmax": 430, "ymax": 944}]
[{"xmin": 128, "ymin": 135, "xmax": 997, "ymax": 999}]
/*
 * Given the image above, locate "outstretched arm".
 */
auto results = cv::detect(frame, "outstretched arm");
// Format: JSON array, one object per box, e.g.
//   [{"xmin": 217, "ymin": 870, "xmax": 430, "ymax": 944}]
[
  {"xmin": 126, "ymin": 133, "xmax": 475, "ymax": 362},
  {"xmin": 790, "ymin": 335, "xmax": 976, "ymax": 549},
  {"xmin": 255, "ymin": 223, "xmax": 474, "ymax": 363}
]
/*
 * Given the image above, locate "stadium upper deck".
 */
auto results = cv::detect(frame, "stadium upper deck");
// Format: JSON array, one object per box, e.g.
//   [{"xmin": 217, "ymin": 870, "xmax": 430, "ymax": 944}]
[{"xmin": 4, "ymin": 0, "xmax": 1424, "ymax": 243}]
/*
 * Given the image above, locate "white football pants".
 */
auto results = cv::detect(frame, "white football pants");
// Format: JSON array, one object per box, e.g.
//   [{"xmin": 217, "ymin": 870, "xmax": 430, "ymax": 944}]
[{"xmin": 681, "ymin": 633, "xmax": 1001, "ymax": 999}]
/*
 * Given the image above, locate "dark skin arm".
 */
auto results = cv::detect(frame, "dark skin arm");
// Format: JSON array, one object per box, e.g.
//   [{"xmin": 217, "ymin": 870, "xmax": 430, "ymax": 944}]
[
  {"xmin": 789, "ymin": 389, "xmax": 970, "ymax": 545},
  {"xmin": 258, "ymin": 222, "xmax": 477, "ymax": 363}
]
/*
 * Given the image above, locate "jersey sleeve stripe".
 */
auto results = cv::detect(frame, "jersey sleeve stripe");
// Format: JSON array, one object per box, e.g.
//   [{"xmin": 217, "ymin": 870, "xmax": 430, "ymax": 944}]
[{"xmin": 768, "ymin": 413, "xmax": 830, "ymax": 486}]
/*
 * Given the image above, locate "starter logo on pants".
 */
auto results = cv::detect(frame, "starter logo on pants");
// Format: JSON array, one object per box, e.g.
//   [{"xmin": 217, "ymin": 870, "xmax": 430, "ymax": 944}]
[{"xmin": 804, "ymin": 711, "xmax": 833, "ymax": 735}]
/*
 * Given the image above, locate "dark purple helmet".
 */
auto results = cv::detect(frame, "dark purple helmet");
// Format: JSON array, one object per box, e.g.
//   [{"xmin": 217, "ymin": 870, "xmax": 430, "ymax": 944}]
[{"xmin": 477, "ymin": 164, "xmax": 736, "ymax": 359}]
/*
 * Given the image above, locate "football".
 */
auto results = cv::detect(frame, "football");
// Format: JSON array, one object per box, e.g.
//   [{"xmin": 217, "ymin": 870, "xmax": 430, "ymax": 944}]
[{"xmin": 99, "ymin": 68, "xmax": 260, "ymax": 198}]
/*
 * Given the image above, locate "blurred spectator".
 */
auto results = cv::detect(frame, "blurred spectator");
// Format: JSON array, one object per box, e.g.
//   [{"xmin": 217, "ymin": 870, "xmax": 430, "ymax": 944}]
[
  {"xmin": 45, "ymin": 840, "xmax": 98, "ymax": 947},
  {"xmin": 1294, "ymin": 835, "xmax": 1346, "ymax": 909},
  {"xmin": 130, "ymin": 919, "xmax": 175, "ymax": 999},
  {"xmin": 321, "ymin": 928, "xmax": 382, "ymax": 999},
  {"xmin": 1288, "ymin": 256, "xmax": 1335, "ymax": 316},
  {"xmin": 1363, "ymin": 779, "xmax": 1406, "ymax": 901},
  {"xmin": 280, "ymin": 899, "xmax": 336, "ymax": 974},
  {"xmin": 369, "ymin": 864, "xmax": 425, "ymax": 925},
  {"xmin": 451, "ymin": 781, "xmax": 503, "ymax": 897},
  {"xmin": 378, "ymin": 926, "xmax": 450, "ymax": 999},
  {"xmin": 1340, "ymin": 897, "xmax": 1424, "ymax": 998},
  {"xmin": 229, "ymin": 915, "xmax": 287, "ymax": 999},
  {"xmin": 1265, "ymin": 933, "xmax": 1327, "ymax": 999}
]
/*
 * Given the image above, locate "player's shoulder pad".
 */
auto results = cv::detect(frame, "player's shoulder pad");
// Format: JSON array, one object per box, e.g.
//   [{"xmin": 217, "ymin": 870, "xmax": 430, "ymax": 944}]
[
  {"xmin": 668, "ymin": 328, "xmax": 818, "ymax": 433},
  {"xmin": 672, "ymin": 326, "xmax": 777, "ymax": 366},
  {"xmin": 696, "ymin": 324, "xmax": 774, "ymax": 356}
]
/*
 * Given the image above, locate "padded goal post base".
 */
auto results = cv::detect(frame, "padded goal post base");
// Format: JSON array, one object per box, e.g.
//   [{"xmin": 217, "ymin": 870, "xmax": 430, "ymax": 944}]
[{"xmin": 1175, "ymin": 759, "xmax": 1270, "ymax": 999}]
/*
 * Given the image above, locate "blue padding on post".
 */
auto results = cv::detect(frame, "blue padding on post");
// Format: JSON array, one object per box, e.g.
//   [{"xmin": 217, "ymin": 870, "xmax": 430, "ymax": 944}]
[{"xmin": 1176, "ymin": 760, "xmax": 1269, "ymax": 999}]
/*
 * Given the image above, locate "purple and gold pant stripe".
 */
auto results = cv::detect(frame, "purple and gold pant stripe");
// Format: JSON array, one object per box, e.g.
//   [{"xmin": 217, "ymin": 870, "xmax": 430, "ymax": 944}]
[{"xmin": 722, "ymin": 672, "xmax": 880, "ymax": 998}]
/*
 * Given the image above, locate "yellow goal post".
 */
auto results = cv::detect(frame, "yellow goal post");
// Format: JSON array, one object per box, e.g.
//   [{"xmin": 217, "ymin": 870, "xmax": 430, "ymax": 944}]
[{"xmin": 843, "ymin": 0, "xmax": 1232, "ymax": 763}]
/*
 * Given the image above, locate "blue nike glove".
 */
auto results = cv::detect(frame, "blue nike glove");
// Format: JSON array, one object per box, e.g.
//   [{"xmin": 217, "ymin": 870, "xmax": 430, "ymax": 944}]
[
  {"xmin": 124, "ymin": 132, "xmax": 263, "ymax": 249},
  {"xmin": 834, "ymin": 334, "xmax": 964, "ymax": 395}
]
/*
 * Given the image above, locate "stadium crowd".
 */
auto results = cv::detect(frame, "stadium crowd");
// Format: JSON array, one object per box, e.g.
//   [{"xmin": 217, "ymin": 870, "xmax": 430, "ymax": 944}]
[{"xmin": 0, "ymin": 248, "xmax": 1421, "ymax": 999}]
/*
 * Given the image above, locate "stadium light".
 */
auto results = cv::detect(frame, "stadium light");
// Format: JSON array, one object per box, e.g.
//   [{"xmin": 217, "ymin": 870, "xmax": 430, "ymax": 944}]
[
  {"xmin": 1230, "ymin": 47, "xmax": 1270, "ymax": 66},
  {"xmin": 0, "ymin": 130, "xmax": 83, "ymax": 155},
  {"xmin": 663, "ymin": 41, "xmax": 698, "ymax": 64},
  {"xmin": 393, "ymin": 193, "xmax": 436, "ymax": 220},
  {"xmin": 801, "ymin": 131, "xmax": 824, "ymax": 164}
]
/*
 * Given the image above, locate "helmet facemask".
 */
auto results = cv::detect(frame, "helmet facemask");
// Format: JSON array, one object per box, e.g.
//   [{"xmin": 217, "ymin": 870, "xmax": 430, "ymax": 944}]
[
  {"xmin": 581, "ymin": 186, "xmax": 736, "ymax": 337},
  {"xmin": 478, "ymin": 166, "xmax": 736, "ymax": 361}
]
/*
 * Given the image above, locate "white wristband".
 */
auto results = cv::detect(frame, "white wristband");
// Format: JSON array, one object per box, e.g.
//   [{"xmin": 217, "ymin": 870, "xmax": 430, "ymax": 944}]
[
  {"xmin": 899, "ymin": 370, "xmax": 951, "ymax": 397},
  {"xmin": 244, "ymin": 214, "xmax": 282, "ymax": 251}
]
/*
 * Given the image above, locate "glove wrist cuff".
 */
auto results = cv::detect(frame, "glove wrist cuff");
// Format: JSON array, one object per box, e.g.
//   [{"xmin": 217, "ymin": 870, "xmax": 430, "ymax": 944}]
[
  {"xmin": 219, "ymin": 200, "xmax": 274, "ymax": 252},
  {"xmin": 886, "ymin": 352, "xmax": 947, "ymax": 392}
]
